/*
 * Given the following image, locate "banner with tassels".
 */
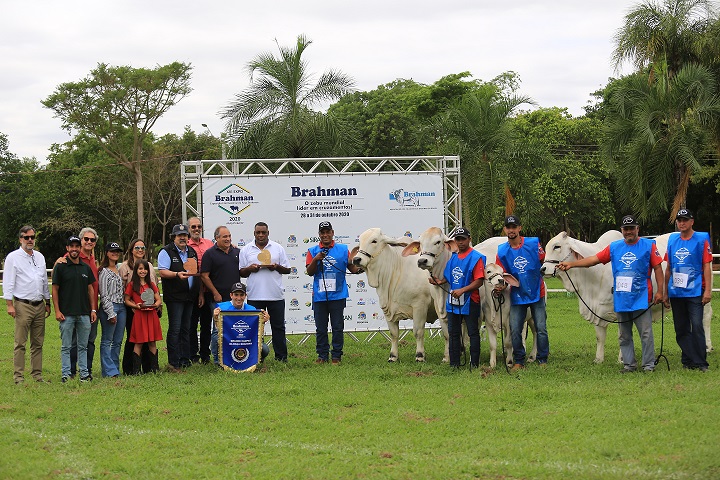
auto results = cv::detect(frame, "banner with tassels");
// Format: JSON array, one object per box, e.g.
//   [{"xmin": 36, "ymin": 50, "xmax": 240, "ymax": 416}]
[{"xmin": 218, "ymin": 311, "xmax": 264, "ymax": 372}]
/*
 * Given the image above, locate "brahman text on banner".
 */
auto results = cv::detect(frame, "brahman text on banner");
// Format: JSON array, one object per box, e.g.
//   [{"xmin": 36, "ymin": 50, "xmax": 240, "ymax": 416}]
[{"xmin": 202, "ymin": 173, "xmax": 445, "ymax": 335}]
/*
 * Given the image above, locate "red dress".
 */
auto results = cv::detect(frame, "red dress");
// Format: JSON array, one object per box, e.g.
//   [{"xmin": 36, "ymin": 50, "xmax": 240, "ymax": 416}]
[{"xmin": 125, "ymin": 283, "xmax": 163, "ymax": 343}]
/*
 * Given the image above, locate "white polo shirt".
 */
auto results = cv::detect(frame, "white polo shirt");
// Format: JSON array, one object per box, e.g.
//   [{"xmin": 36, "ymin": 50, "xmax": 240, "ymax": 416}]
[{"xmin": 239, "ymin": 240, "xmax": 289, "ymax": 301}]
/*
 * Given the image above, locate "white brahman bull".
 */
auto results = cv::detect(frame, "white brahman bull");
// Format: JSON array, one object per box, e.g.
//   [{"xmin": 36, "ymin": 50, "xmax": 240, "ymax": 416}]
[
  {"xmin": 475, "ymin": 237, "xmax": 538, "ymax": 368},
  {"xmin": 351, "ymin": 228, "xmax": 449, "ymax": 362},
  {"xmin": 541, "ymin": 231, "xmax": 713, "ymax": 364},
  {"xmin": 403, "ymin": 227, "xmax": 536, "ymax": 368}
]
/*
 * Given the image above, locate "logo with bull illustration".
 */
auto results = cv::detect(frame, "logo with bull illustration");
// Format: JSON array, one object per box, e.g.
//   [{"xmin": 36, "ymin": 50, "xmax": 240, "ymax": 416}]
[
  {"xmin": 513, "ymin": 256, "xmax": 529, "ymax": 274},
  {"xmin": 211, "ymin": 184, "xmax": 257, "ymax": 222}
]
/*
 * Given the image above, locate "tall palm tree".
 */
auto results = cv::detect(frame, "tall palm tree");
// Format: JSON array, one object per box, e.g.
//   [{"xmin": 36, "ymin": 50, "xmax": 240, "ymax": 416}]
[
  {"xmin": 602, "ymin": 64, "xmax": 720, "ymax": 222},
  {"xmin": 222, "ymin": 35, "xmax": 358, "ymax": 159},
  {"xmin": 439, "ymin": 85, "xmax": 534, "ymax": 238},
  {"xmin": 613, "ymin": 0, "xmax": 713, "ymax": 80}
]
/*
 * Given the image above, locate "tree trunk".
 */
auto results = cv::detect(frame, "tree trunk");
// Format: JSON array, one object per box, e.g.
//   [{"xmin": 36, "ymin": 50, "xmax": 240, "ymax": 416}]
[{"xmin": 134, "ymin": 166, "xmax": 145, "ymax": 240}]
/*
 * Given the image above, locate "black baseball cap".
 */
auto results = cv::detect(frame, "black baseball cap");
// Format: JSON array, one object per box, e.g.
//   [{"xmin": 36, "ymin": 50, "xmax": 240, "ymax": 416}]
[
  {"xmin": 318, "ymin": 221, "xmax": 333, "ymax": 231},
  {"xmin": 676, "ymin": 208, "xmax": 694, "ymax": 219},
  {"xmin": 105, "ymin": 242, "xmax": 123, "ymax": 252},
  {"xmin": 67, "ymin": 236, "xmax": 81, "ymax": 246},
  {"xmin": 504, "ymin": 215, "xmax": 520, "ymax": 227},
  {"xmin": 620, "ymin": 215, "xmax": 639, "ymax": 227},
  {"xmin": 453, "ymin": 227, "xmax": 471, "ymax": 239},
  {"xmin": 230, "ymin": 282, "xmax": 247, "ymax": 293},
  {"xmin": 171, "ymin": 224, "xmax": 189, "ymax": 236}
]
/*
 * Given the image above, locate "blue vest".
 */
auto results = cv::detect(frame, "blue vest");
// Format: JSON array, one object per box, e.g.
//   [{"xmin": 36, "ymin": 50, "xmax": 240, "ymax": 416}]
[
  {"xmin": 667, "ymin": 232, "xmax": 709, "ymax": 298},
  {"xmin": 609, "ymin": 237, "xmax": 656, "ymax": 312},
  {"xmin": 497, "ymin": 237, "xmax": 542, "ymax": 305},
  {"xmin": 308, "ymin": 243, "xmax": 350, "ymax": 302},
  {"xmin": 443, "ymin": 249, "xmax": 483, "ymax": 315},
  {"xmin": 217, "ymin": 301, "xmax": 258, "ymax": 312}
]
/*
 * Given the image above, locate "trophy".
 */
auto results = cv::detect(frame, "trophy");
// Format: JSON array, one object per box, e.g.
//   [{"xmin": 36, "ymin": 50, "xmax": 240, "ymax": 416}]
[
  {"xmin": 257, "ymin": 249, "xmax": 271, "ymax": 268},
  {"xmin": 140, "ymin": 289, "xmax": 155, "ymax": 309},
  {"xmin": 183, "ymin": 257, "xmax": 199, "ymax": 276}
]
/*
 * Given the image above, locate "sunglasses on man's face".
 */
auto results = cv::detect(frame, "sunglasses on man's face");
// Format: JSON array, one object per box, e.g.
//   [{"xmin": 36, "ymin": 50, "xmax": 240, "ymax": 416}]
[
  {"xmin": 190, "ymin": 225, "xmax": 203, "ymax": 230},
  {"xmin": 83, "ymin": 237, "xmax": 97, "ymax": 243},
  {"xmin": 22, "ymin": 235, "xmax": 35, "ymax": 241}
]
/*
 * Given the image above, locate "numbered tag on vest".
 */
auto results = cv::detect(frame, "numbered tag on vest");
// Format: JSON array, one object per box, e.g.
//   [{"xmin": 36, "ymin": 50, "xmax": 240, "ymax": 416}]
[
  {"xmin": 615, "ymin": 276, "xmax": 633, "ymax": 293},
  {"xmin": 318, "ymin": 278, "xmax": 337, "ymax": 293},
  {"xmin": 672, "ymin": 272, "xmax": 689, "ymax": 289},
  {"xmin": 450, "ymin": 293, "xmax": 465, "ymax": 306}
]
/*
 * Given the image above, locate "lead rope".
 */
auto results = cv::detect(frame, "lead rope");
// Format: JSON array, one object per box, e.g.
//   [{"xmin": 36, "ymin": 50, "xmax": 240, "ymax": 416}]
[
  {"xmin": 491, "ymin": 291, "xmax": 510, "ymax": 374},
  {"xmin": 655, "ymin": 303, "xmax": 669, "ymax": 371}
]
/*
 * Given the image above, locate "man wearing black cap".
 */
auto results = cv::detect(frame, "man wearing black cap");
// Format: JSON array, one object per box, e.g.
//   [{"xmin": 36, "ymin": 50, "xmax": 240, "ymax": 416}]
[
  {"xmin": 429, "ymin": 227, "xmax": 485, "ymax": 368},
  {"xmin": 158, "ymin": 224, "xmax": 199, "ymax": 371},
  {"xmin": 495, "ymin": 215, "xmax": 550, "ymax": 372},
  {"xmin": 663, "ymin": 209, "xmax": 712, "ymax": 372},
  {"xmin": 306, "ymin": 221, "xmax": 361, "ymax": 364},
  {"xmin": 52, "ymin": 236, "xmax": 97, "ymax": 382},
  {"xmin": 558, "ymin": 215, "xmax": 664, "ymax": 373},
  {"xmin": 212, "ymin": 282, "xmax": 269, "ymax": 362}
]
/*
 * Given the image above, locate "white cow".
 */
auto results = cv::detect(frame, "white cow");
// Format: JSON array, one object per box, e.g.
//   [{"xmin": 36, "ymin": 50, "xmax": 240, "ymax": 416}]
[
  {"xmin": 475, "ymin": 237, "xmax": 538, "ymax": 368},
  {"xmin": 541, "ymin": 231, "xmax": 714, "ymax": 364},
  {"xmin": 351, "ymin": 228, "xmax": 449, "ymax": 362},
  {"xmin": 404, "ymin": 227, "xmax": 536, "ymax": 369},
  {"xmin": 540, "ymin": 230, "xmax": 623, "ymax": 363}
]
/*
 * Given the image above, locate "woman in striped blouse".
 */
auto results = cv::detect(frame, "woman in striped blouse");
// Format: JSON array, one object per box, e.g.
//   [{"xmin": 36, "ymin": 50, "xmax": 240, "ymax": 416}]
[{"xmin": 98, "ymin": 242, "xmax": 126, "ymax": 377}]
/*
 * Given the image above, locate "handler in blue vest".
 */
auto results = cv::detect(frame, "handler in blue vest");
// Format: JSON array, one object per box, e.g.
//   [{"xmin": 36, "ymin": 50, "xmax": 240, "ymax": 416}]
[
  {"xmin": 495, "ymin": 215, "xmax": 549, "ymax": 373},
  {"xmin": 429, "ymin": 227, "xmax": 485, "ymax": 368},
  {"xmin": 305, "ymin": 221, "xmax": 361, "ymax": 365},
  {"xmin": 662, "ymin": 209, "xmax": 712, "ymax": 372},
  {"xmin": 559, "ymin": 214, "xmax": 665, "ymax": 373}
]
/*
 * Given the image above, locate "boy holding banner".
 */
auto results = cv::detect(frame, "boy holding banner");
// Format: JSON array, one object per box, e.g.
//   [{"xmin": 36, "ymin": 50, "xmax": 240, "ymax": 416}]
[{"xmin": 213, "ymin": 282, "xmax": 269, "ymax": 371}]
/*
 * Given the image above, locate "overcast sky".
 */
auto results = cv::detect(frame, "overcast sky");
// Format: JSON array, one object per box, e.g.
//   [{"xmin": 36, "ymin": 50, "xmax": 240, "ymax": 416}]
[{"xmin": 1, "ymin": 0, "xmax": 636, "ymax": 162}]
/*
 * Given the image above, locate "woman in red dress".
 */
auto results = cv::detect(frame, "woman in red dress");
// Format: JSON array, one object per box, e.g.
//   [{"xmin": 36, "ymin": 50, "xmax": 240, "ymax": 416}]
[{"xmin": 123, "ymin": 259, "xmax": 162, "ymax": 374}]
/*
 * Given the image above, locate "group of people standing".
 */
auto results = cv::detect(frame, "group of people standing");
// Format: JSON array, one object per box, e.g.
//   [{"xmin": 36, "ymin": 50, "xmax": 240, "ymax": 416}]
[{"xmin": 4, "ymin": 210, "xmax": 714, "ymax": 383}]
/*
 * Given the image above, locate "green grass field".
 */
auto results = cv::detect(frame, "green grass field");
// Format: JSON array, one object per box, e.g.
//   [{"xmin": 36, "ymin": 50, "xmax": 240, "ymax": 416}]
[{"xmin": 1, "ymin": 288, "xmax": 719, "ymax": 479}]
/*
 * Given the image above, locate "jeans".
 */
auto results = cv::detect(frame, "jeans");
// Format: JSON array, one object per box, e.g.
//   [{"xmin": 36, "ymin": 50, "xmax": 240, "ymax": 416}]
[
  {"xmin": 617, "ymin": 308, "xmax": 655, "ymax": 371},
  {"xmin": 191, "ymin": 295, "xmax": 213, "ymax": 361},
  {"xmin": 248, "ymin": 299, "xmax": 287, "ymax": 361},
  {"xmin": 211, "ymin": 322, "xmax": 219, "ymax": 364},
  {"xmin": 670, "ymin": 296, "xmax": 708, "ymax": 369},
  {"xmin": 99, "ymin": 302, "xmax": 127, "ymax": 377},
  {"xmin": 448, "ymin": 300, "xmax": 481, "ymax": 367},
  {"xmin": 509, "ymin": 298, "xmax": 549, "ymax": 365},
  {"xmin": 60, "ymin": 315, "xmax": 91, "ymax": 378},
  {"xmin": 165, "ymin": 300, "xmax": 194, "ymax": 368},
  {"xmin": 70, "ymin": 320, "xmax": 97, "ymax": 376},
  {"xmin": 313, "ymin": 299, "xmax": 346, "ymax": 360}
]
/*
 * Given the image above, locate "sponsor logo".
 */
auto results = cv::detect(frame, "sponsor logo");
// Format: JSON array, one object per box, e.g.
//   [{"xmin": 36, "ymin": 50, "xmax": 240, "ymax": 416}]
[
  {"xmin": 356, "ymin": 280, "xmax": 366, "ymax": 289},
  {"xmin": 388, "ymin": 188, "xmax": 436, "ymax": 208},
  {"xmin": 290, "ymin": 298, "xmax": 299, "ymax": 307},
  {"xmin": 451, "ymin": 266, "xmax": 464, "ymax": 283},
  {"xmin": 357, "ymin": 298, "xmax": 365, "ymax": 305}
]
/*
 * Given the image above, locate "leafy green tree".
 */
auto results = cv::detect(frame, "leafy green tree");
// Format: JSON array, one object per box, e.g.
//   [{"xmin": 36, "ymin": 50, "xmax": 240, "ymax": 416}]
[
  {"xmin": 222, "ymin": 35, "xmax": 357, "ymax": 159},
  {"xmin": 438, "ymin": 82, "xmax": 534, "ymax": 238},
  {"xmin": 42, "ymin": 62, "xmax": 193, "ymax": 239},
  {"xmin": 613, "ymin": 0, "xmax": 713, "ymax": 80},
  {"xmin": 602, "ymin": 66, "xmax": 720, "ymax": 222}
]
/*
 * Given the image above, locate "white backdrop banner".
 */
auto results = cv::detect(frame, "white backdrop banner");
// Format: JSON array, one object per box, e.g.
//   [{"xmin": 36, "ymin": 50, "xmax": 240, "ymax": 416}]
[{"xmin": 201, "ymin": 173, "xmax": 445, "ymax": 334}]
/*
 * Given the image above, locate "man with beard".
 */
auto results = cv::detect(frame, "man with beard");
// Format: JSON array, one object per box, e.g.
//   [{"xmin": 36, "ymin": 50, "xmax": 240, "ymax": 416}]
[
  {"xmin": 495, "ymin": 215, "xmax": 550, "ymax": 373},
  {"xmin": 158, "ymin": 224, "xmax": 199, "ymax": 371},
  {"xmin": 52, "ymin": 236, "xmax": 97, "ymax": 383},
  {"xmin": 239, "ymin": 222, "xmax": 291, "ymax": 362}
]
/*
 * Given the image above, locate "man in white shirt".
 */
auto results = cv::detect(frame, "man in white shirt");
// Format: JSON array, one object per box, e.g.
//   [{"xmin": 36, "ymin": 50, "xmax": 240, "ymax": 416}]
[
  {"xmin": 239, "ymin": 222, "xmax": 291, "ymax": 362},
  {"xmin": 3, "ymin": 226, "xmax": 51, "ymax": 384}
]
